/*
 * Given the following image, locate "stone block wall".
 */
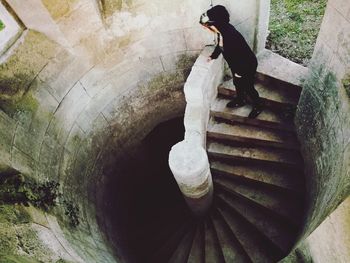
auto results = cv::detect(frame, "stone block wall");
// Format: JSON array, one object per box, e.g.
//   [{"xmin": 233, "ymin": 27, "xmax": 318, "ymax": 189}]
[{"xmin": 295, "ymin": 0, "xmax": 350, "ymax": 239}]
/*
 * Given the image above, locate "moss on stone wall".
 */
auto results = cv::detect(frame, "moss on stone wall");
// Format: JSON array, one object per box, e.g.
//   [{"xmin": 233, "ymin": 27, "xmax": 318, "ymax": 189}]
[
  {"xmin": 0, "ymin": 205, "xmax": 38, "ymax": 261},
  {"xmin": 144, "ymin": 71, "xmax": 184, "ymax": 92},
  {"xmin": 342, "ymin": 73, "xmax": 350, "ymax": 99},
  {"xmin": 0, "ymin": 91, "xmax": 39, "ymax": 118},
  {"xmin": 0, "ymin": 173, "xmax": 81, "ymax": 261},
  {"xmin": 176, "ymin": 53, "xmax": 197, "ymax": 78},
  {"xmin": 140, "ymin": 53, "xmax": 197, "ymax": 93},
  {"xmin": 41, "ymin": 0, "xmax": 71, "ymax": 20},
  {"xmin": 0, "ymin": 74, "xmax": 34, "ymax": 103},
  {"xmin": 0, "ymin": 222, "xmax": 53, "ymax": 262},
  {"xmin": 0, "ymin": 254, "xmax": 40, "ymax": 263},
  {"xmin": 101, "ymin": 0, "xmax": 133, "ymax": 17},
  {"xmin": 296, "ymin": 63, "xmax": 350, "ymax": 241},
  {"xmin": 0, "ymin": 171, "xmax": 81, "ymax": 229},
  {"xmin": 0, "ymin": 19, "xmax": 5, "ymax": 31},
  {"xmin": 62, "ymin": 200, "xmax": 80, "ymax": 228},
  {"xmin": 0, "ymin": 202, "xmax": 79, "ymax": 262},
  {"xmin": 0, "ymin": 173, "xmax": 59, "ymax": 210},
  {"xmin": 0, "ymin": 30, "xmax": 59, "ymax": 108},
  {"xmin": 100, "ymin": 0, "xmax": 134, "ymax": 18},
  {"xmin": 0, "ymin": 205, "xmax": 31, "ymax": 225}
]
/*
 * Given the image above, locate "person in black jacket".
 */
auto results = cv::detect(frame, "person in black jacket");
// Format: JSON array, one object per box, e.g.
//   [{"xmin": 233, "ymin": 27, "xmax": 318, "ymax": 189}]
[{"xmin": 200, "ymin": 5, "xmax": 263, "ymax": 118}]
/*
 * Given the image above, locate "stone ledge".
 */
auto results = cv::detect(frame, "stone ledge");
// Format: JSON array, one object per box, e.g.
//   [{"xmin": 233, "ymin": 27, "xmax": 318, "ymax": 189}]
[{"xmin": 257, "ymin": 49, "xmax": 309, "ymax": 88}]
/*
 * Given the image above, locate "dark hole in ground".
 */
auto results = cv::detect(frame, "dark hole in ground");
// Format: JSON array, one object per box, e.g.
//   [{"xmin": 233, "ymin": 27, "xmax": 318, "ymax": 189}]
[{"xmin": 102, "ymin": 117, "xmax": 191, "ymax": 262}]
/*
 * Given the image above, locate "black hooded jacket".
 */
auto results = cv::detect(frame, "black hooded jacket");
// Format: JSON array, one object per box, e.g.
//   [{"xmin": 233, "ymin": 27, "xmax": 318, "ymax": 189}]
[{"xmin": 210, "ymin": 22, "xmax": 258, "ymax": 76}]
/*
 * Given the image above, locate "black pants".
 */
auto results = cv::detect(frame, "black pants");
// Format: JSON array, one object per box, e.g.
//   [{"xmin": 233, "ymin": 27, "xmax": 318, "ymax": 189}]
[{"xmin": 232, "ymin": 69, "xmax": 260, "ymax": 107}]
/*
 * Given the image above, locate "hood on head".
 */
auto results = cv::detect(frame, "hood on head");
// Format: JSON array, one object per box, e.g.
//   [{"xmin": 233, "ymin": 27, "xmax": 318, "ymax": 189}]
[
  {"xmin": 199, "ymin": 5, "xmax": 230, "ymax": 27},
  {"xmin": 207, "ymin": 5, "xmax": 230, "ymax": 24}
]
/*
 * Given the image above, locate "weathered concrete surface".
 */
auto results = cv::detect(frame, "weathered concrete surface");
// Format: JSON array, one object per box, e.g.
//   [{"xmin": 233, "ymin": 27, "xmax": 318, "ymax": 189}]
[
  {"xmin": 306, "ymin": 196, "xmax": 350, "ymax": 263},
  {"xmin": 169, "ymin": 141, "xmax": 213, "ymax": 215},
  {"xmin": 169, "ymin": 47, "xmax": 223, "ymax": 215},
  {"xmin": 257, "ymin": 49, "xmax": 309, "ymax": 88},
  {"xmin": 6, "ymin": 0, "xmax": 71, "ymax": 48},
  {"xmin": 0, "ymin": 30, "xmax": 60, "ymax": 104},
  {"xmin": 254, "ymin": 0, "xmax": 271, "ymax": 53},
  {"xmin": 0, "ymin": 204, "xmax": 82, "ymax": 263},
  {"xmin": 280, "ymin": 197, "xmax": 350, "ymax": 263},
  {"xmin": 295, "ymin": 0, "xmax": 350, "ymax": 246}
]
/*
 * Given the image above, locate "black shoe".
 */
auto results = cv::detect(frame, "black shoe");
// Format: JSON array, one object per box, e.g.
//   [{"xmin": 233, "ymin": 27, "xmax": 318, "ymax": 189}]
[
  {"xmin": 226, "ymin": 99, "xmax": 246, "ymax": 108},
  {"xmin": 248, "ymin": 106, "xmax": 263, "ymax": 118}
]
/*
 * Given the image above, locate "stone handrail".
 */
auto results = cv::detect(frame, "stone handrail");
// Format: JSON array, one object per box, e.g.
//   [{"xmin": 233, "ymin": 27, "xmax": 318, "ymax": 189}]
[{"xmin": 168, "ymin": 46, "xmax": 224, "ymax": 215}]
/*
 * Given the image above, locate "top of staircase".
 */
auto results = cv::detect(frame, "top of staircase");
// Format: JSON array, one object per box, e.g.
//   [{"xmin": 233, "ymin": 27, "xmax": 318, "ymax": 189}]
[{"xmin": 257, "ymin": 49, "xmax": 309, "ymax": 88}]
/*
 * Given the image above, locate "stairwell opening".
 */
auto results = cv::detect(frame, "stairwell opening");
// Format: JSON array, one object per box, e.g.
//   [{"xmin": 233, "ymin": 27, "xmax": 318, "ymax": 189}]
[{"xmin": 96, "ymin": 116, "xmax": 191, "ymax": 262}]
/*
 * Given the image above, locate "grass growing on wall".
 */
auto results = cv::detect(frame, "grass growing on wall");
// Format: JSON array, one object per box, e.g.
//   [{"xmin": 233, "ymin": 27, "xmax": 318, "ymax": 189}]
[
  {"xmin": 0, "ymin": 20, "xmax": 5, "ymax": 31},
  {"xmin": 266, "ymin": 0, "xmax": 327, "ymax": 66}
]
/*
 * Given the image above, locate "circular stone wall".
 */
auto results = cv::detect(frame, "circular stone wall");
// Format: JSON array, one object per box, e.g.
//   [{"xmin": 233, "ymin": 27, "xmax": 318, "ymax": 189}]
[{"xmin": 0, "ymin": 0, "xmax": 268, "ymax": 261}]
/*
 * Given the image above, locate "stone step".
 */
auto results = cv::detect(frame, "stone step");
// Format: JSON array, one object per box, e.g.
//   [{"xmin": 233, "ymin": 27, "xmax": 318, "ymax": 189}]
[
  {"xmin": 214, "ymin": 176, "xmax": 303, "ymax": 226},
  {"xmin": 168, "ymin": 224, "xmax": 196, "ymax": 263},
  {"xmin": 207, "ymin": 119, "xmax": 299, "ymax": 150},
  {"xmin": 204, "ymin": 217, "xmax": 225, "ymax": 263},
  {"xmin": 216, "ymin": 204, "xmax": 280, "ymax": 263},
  {"xmin": 255, "ymin": 71, "xmax": 303, "ymax": 99},
  {"xmin": 144, "ymin": 209, "xmax": 191, "ymax": 260},
  {"xmin": 218, "ymin": 79, "xmax": 299, "ymax": 110},
  {"xmin": 188, "ymin": 222, "xmax": 205, "ymax": 263},
  {"xmin": 210, "ymin": 97, "xmax": 295, "ymax": 132},
  {"xmin": 210, "ymin": 209, "xmax": 252, "ymax": 263},
  {"xmin": 216, "ymin": 190, "xmax": 296, "ymax": 253},
  {"xmin": 207, "ymin": 142, "xmax": 303, "ymax": 169},
  {"xmin": 150, "ymin": 219, "xmax": 194, "ymax": 262},
  {"xmin": 210, "ymin": 160, "xmax": 304, "ymax": 194},
  {"xmin": 135, "ymin": 203, "xmax": 189, "ymax": 258}
]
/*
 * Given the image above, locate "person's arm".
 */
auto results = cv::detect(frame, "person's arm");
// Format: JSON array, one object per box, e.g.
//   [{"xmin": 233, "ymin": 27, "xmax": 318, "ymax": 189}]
[
  {"xmin": 209, "ymin": 44, "xmax": 222, "ymax": 60},
  {"xmin": 209, "ymin": 33, "xmax": 222, "ymax": 60}
]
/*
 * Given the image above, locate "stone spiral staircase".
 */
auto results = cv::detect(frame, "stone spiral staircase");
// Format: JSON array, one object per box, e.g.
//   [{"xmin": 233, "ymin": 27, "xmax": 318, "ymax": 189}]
[{"xmin": 125, "ymin": 74, "xmax": 305, "ymax": 263}]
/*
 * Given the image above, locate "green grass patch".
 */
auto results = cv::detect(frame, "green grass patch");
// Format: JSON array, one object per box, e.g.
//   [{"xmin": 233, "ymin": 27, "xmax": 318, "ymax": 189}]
[
  {"xmin": 266, "ymin": 0, "xmax": 327, "ymax": 66},
  {"xmin": 0, "ymin": 20, "xmax": 5, "ymax": 31}
]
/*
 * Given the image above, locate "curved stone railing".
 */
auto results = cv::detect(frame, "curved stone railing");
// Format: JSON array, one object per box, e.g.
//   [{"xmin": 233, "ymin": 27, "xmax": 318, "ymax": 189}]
[{"xmin": 169, "ymin": 46, "xmax": 224, "ymax": 215}]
